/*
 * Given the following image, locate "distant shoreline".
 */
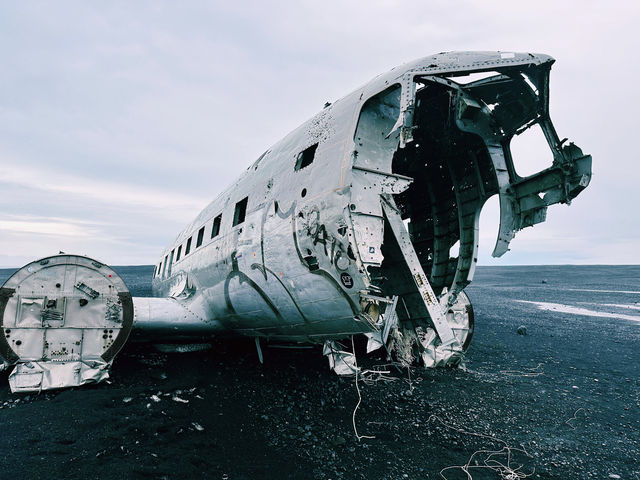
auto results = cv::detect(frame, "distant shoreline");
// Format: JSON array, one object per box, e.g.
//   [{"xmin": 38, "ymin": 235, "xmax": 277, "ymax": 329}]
[{"xmin": 2, "ymin": 264, "xmax": 639, "ymax": 271}]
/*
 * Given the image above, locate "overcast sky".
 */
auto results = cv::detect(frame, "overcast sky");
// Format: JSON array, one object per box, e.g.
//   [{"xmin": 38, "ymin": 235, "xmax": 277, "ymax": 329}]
[{"xmin": 0, "ymin": 1, "xmax": 638, "ymax": 267}]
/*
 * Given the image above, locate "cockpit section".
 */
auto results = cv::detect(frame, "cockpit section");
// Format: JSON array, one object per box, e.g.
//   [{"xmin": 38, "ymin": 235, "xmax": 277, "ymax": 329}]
[{"xmin": 352, "ymin": 58, "xmax": 591, "ymax": 337}]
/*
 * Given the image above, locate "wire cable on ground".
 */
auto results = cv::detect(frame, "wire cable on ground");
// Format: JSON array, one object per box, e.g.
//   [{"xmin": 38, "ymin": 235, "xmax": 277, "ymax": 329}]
[
  {"xmin": 351, "ymin": 336, "xmax": 375, "ymax": 442},
  {"xmin": 428, "ymin": 415, "xmax": 534, "ymax": 480},
  {"xmin": 565, "ymin": 407, "xmax": 585, "ymax": 429}
]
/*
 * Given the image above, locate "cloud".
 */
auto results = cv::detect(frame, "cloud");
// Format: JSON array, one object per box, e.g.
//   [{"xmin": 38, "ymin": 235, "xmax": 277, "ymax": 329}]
[
  {"xmin": 0, "ymin": 1, "xmax": 638, "ymax": 267},
  {"xmin": 0, "ymin": 162, "xmax": 207, "ymax": 219},
  {"xmin": 0, "ymin": 214, "xmax": 107, "ymax": 238}
]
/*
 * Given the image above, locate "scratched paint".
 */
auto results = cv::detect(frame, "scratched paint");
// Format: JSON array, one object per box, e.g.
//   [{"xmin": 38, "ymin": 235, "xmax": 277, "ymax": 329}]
[{"xmin": 0, "ymin": 52, "xmax": 593, "ymax": 390}]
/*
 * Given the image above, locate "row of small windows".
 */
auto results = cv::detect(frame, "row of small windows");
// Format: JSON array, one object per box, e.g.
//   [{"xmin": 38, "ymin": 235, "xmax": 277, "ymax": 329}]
[
  {"xmin": 155, "ymin": 197, "xmax": 248, "ymax": 278},
  {"xmin": 152, "ymin": 143, "xmax": 318, "ymax": 279}
]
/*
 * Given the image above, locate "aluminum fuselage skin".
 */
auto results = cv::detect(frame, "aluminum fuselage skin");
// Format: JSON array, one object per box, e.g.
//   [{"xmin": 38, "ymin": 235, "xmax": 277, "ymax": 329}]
[{"xmin": 151, "ymin": 51, "xmax": 591, "ymax": 343}]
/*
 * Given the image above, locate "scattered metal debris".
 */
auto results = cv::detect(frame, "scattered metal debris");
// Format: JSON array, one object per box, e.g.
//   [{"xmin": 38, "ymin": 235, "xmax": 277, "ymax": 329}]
[
  {"xmin": 192, "ymin": 422, "xmax": 204, "ymax": 432},
  {"xmin": 323, "ymin": 340, "xmax": 358, "ymax": 376}
]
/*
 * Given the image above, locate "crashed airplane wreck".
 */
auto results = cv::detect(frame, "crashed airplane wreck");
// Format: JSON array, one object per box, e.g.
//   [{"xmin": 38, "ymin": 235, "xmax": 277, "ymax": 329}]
[{"xmin": 0, "ymin": 52, "xmax": 591, "ymax": 391}]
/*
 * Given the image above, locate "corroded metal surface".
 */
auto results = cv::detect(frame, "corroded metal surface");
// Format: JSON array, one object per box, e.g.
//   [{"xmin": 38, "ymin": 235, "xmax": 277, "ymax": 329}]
[
  {"xmin": 2, "ymin": 52, "xmax": 592, "ymax": 385},
  {"xmin": 150, "ymin": 51, "xmax": 590, "ymax": 371},
  {"xmin": 0, "ymin": 255, "xmax": 133, "ymax": 391}
]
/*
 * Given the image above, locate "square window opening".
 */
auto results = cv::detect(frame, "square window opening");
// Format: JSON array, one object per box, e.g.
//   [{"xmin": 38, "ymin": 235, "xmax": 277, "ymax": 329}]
[
  {"xmin": 294, "ymin": 143, "xmax": 318, "ymax": 171},
  {"xmin": 167, "ymin": 249, "xmax": 174, "ymax": 277},
  {"xmin": 233, "ymin": 197, "xmax": 248, "ymax": 226},
  {"xmin": 162, "ymin": 255, "xmax": 169, "ymax": 278},
  {"xmin": 211, "ymin": 214, "xmax": 222, "ymax": 238},
  {"xmin": 196, "ymin": 226, "xmax": 205, "ymax": 248}
]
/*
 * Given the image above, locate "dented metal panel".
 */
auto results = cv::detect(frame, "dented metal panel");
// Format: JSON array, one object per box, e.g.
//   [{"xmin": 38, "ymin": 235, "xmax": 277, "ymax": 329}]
[
  {"xmin": 1, "ymin": 52, "xmax": 592, "ymax": 388},
  {"xmin": 9, "ymin": 360, "xmax": 110, "ymax": 392},
  {"xmin": 323, "ymin": 340, "xmax": 358, "ymax": 375},
  {"xmin": 141, "ymin": 52, "xmax": 590, "ymax": 372},
  {"xmin": 0, "ymin": 255, "xmax": 133, "ymax": 392}
]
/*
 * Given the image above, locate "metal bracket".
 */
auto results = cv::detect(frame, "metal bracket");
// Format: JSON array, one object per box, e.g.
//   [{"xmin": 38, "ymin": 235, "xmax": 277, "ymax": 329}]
[
  {"xmin": 386, "ymin": 73, "xmax": 417, "ymax": 147},
  {"xmin": 381, "ymin": 194, "xmax": 457, "ymax": 347},
  {"xmin": 381, "ymin": 295, "xmax": 399, "ymax": 345}
]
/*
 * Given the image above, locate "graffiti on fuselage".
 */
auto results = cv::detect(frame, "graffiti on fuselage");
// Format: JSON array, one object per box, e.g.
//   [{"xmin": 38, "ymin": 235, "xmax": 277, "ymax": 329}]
[
  {"xmin": 222, "ymin": 200, "xmax": 360, "ymax": 329},
  {"xmin": 298, "ymin": 205, "xmax": 351, "ymax": 272}
]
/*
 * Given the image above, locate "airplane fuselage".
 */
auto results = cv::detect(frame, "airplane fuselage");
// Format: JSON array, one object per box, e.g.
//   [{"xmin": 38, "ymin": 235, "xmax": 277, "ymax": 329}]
[
  {"xmin": 0, "ymin": 51, "xmax": 592, "ymax": 391},
  {"xmin": 150, "ymin": 51, "xmax": 591, "ymax": 343}
]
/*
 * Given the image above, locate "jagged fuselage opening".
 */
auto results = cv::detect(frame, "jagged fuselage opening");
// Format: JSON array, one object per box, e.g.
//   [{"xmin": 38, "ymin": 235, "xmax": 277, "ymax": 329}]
[
  {"xmin": 354, "ymin": 62, "xmax": 589, "ymax": 331},
  {"xmin": 372, "ymin": 82, "xmax": 499, "ymax": 324},
  {"xmin": 397, "ymin": 83, "xmax": 499, "ymax": 287}
]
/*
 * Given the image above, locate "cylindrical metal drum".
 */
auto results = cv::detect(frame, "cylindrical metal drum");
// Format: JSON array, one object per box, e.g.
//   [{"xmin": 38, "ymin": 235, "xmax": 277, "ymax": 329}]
[{"xmin": 0, "ymin": 254, "xmax": 133, "ymax": 391}]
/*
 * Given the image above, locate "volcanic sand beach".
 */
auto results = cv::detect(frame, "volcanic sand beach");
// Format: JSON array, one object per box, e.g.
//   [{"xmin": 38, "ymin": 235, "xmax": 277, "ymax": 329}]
[{"xmin": 0, "ymin": 265, "xmax": 638, "ymax": 479}]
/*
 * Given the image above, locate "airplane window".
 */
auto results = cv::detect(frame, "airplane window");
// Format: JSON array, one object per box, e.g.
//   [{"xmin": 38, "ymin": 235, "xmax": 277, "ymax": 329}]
[
  {"xmin": 176, "ymin": 245, "xmax": 182, "ymax": 261},
  {"xmin": 211, "ymin": 214, "xmax": 222, "ymax": 238},
  {"xmin": 196, "ymin": 226, "xmax": 205, "ymax": 248},
  {"xmin": 185, "ymin": 237, "xmax": 192, "ymax": 255},
  {"xmin": 233, "ymin": 197, "xmax": 248, "ymax": 226},
  {"xmin": 294, "ymin": 143, "xmax": 318, "ymax": 171},
  {"xmin": 162, "ymin": 255, "xmax": 168, "ymax": 278},
  {"xmin": 167, "ymin": 249, "xmax": 174, "ymax": 277}
]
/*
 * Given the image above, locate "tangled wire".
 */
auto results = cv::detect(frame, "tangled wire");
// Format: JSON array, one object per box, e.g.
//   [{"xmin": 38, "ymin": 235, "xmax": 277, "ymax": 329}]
[
  {"xmin": 428, "ymin": 415, "xmax": 535, "ymax": 480},
  {"xmin": 499, "ymin": 363, "xmax": 545, "ymax": 378}
]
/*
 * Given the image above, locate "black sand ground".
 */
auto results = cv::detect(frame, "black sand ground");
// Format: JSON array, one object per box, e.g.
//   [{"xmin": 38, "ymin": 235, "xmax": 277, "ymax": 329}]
[{"xmin": 0, "ymin": 265, "xmax": 638, "ymax": 480}]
